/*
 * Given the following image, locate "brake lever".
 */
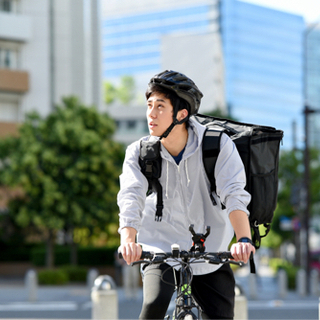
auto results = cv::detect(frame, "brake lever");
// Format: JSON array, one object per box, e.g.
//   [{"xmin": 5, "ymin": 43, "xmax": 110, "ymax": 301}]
[
  {"xmin": 229, "ymin": 260, "xmax": 244, "ymax": 267},
  {"xmin": 131, "ymin": 260, "xmax": 149, "ymax": 267}
]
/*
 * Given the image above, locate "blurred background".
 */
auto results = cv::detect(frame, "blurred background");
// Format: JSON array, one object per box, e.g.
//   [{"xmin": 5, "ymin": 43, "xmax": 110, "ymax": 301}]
[{"xmin": 0, "ymin": 0, "xmax": 320, "ymax": 317}]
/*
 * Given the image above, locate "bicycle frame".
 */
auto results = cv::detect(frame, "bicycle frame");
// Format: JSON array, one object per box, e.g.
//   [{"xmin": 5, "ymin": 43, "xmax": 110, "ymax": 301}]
[{"xmin": 173, "ymin": 265, "xmax": 199, "ymax": 320}]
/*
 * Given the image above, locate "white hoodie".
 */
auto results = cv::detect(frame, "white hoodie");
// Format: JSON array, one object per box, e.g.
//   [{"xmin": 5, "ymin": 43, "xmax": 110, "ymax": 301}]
[{"xmin": 117, "ymin": 117, "xmax": 251, "ymax": 274}]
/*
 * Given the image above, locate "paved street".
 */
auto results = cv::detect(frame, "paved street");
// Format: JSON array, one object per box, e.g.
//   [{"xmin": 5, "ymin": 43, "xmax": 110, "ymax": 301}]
[{"xmin": 0, "ymin": 263, "xmax": 318, "ymax": 320}]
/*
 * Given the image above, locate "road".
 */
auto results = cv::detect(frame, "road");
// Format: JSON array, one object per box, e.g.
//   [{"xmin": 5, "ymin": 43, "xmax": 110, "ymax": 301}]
[{"xmin": 0, "ymin": 265, "xmax": 318, "ymax": 320}]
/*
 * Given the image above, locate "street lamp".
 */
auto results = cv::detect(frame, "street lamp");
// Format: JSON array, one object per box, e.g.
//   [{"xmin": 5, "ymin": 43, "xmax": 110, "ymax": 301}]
[{"xmin": 303, "ymin": 21, "xmax": 320, "ymax": 294}]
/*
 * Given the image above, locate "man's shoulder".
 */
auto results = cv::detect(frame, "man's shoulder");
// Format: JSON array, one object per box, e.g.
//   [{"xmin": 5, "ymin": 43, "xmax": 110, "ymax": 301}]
[{"xmin": 126, "ymin": 135, "xmax": 156, "ymax": 158}]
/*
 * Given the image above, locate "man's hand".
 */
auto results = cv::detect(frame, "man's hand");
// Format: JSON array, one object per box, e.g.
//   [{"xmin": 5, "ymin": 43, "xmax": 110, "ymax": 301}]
[
  {"xmin": 119, "ymin": 227, "xmax": 142, "ymax": 265},
  {"xmin": 230, "ymin": 242, "xmax": 255, "ymax": 264},
  {"xmin": 119, "ymin": 242, "xmax": 142, "ymax": 265}
]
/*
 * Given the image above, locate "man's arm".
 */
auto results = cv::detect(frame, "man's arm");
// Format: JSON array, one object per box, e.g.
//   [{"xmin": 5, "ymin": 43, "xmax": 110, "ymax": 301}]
[
  {"xmin": 229, "ymin": 210, "xmax": 255, "ymax": 263},
  {"xmin": 119, "ymin": 227, "xmax": 142, "ymax": 265}
]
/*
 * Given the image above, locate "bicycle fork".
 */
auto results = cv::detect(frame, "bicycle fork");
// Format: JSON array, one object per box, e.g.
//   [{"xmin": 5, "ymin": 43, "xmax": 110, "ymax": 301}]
[{"xmin": 173, "ymin": 266, "xmax": 199, "ymax": 319}]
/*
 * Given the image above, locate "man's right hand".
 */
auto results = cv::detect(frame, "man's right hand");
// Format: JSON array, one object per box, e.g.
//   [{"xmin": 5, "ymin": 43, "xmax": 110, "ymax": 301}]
[
  {"xmin": 119, "ymin": 242, "xmax": 142, "ymax": 265},
  {"xmin": 119, "ymin": 227, "xmax": 142, "ymax": 265}
]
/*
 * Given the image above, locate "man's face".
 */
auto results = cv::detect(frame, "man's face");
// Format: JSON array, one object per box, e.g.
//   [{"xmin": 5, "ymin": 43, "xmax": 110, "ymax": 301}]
[{"xmin": 147, "ymin": 92, "xmax": 174, "ymax": 137}]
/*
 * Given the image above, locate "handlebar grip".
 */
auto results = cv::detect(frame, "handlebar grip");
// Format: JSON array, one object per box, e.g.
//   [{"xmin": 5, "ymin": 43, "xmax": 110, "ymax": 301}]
[
  {"xmin": 141, "ymin": 251, "xmax": 153, "ymax": 259},
  {"xmin": 118, "ymin": 251, "xmax": 153, "ymax": 260},
  {"xmin": 218, "ymin": 251, "xmax": 234, "ymax": 259}
]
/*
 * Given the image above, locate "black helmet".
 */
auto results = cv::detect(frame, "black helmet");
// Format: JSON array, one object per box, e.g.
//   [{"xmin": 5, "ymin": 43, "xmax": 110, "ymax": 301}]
[{"xmin": 148, "ymin": 70, "xmax": 203, "ymax": 115}]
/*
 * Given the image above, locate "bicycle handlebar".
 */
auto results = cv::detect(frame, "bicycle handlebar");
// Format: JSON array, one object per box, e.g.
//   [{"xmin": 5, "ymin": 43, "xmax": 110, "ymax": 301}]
[{"xmin": 119, "ymin": 250, "xmax": 242, "ymax": 267}]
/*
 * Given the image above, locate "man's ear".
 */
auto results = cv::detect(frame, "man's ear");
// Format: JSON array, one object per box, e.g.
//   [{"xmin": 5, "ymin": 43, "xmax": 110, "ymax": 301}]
[{"xmin": 177, "ymin": 109, "xmax": 189, "ymax": 122}]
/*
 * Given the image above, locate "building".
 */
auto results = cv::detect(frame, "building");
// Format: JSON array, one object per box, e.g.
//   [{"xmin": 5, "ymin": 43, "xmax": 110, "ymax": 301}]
[
  {"xmin": 305, "ymin": 25, "xmax": 320, "ymax": 149},
  {"xmin": 102, "ymin": 0, "xmax": 225, "ymax": 114},
  {"xmin": 102, "ymin": 0, "xmax": 305, "ymax": 148},
  {"xmin": 0, "ymin": 0, "xmax": 102, "ymax": 137},
  {"xmin": 221, "ymin": 0, "xmax": 304, "ymax": 149}
]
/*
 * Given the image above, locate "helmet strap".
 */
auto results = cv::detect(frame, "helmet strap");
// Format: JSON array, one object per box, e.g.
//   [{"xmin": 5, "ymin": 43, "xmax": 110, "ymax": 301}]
[{"xmin": 159, "ymin": 97, "xmax": 189, "ymax": 140}]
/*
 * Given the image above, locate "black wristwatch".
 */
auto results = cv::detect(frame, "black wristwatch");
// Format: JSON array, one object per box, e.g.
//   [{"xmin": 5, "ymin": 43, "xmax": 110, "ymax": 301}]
[{"xmin": 237, "ymin": 237, "xmax": 254, "ymax": 246}]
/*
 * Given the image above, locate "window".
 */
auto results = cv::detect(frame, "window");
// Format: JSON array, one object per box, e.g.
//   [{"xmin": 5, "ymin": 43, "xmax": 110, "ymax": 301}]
[
  {"xmin": 0, "ymin": 47, "xmax": 19, "ymax": 69},
  {"xmin": 127, "ymin": 120, "xmax": 136, "ymax": 130},
  {"xmin": 0, "ymin": 0, "xmax": 12, "ymax": 12}
]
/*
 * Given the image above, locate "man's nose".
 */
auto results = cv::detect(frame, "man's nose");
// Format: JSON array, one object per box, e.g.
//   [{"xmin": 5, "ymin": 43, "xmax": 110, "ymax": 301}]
[{"xmin": 148, "ymin": 105, "xmax": 157, "ymax": 118}]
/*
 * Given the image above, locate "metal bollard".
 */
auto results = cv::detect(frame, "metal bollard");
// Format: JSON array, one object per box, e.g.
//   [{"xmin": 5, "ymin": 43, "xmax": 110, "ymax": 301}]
[
  {"xmin": 91, "ymin": 275, "xmax": 118, "ymax": 320},
  {"xmin": 234, "ymin": 285, "xmax": 248, "ymax": 320},
  {"xmin": 310, "ymin": 269, "xmax": 319, "ymax": 296},
  {"xmin": 278, "ymin": 269, "xmax": 287, "ymax": 299},
  {"xmin": 25, "ymin": 269, "xmax": 37, "ymax": 302},
  {"xmin": 297, "ymin": 269, "xmax": 306, "ymax": 296},
  {"xmin": 87, "ymin": 268, "xmax": 99, "ymax": 294}
]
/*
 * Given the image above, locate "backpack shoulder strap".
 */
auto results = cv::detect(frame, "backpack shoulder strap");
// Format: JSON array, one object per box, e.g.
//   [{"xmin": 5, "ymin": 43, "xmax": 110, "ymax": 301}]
[
  {"xmin": 139, "ymin": 138, "xmax": 164, "ymax": 221},
  {"xmin": 203, "ymin": 128, "xmax": 257, "ymax": 274},
  {"xmin": 202, "ymin": 128, "xmax": 223, "ymax": 193}
]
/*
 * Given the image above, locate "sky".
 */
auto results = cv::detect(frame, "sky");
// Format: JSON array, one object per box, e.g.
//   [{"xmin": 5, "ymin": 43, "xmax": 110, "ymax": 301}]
[{"xmin": 242, "ymin": 0, "xmax": 320, "ymax": 23}]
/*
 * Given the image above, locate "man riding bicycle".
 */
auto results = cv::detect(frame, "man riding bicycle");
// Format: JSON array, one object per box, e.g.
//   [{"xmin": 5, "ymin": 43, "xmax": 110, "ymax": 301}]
[{"xmin": 118, "ymin": 70, "xmax": 255, "ymax": 320}]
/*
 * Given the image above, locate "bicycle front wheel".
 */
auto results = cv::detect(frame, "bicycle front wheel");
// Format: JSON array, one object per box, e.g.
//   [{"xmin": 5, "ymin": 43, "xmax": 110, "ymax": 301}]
[
  {"xmin": 183, "ymin": 314, "xmax": 195, "ymax": 320},
  {"xmin": 176, "ymin": 312, "xmax": 197, "ymax": 320}
]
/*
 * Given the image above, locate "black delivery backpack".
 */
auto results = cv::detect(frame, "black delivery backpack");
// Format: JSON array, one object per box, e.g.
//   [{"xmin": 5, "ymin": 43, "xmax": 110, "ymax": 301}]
[{"xmin": 193, "ymin": 113, "xmax": 284, "ymax": 250}]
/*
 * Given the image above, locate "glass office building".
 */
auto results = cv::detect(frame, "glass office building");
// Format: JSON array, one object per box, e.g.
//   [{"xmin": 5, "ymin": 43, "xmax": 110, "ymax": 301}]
[
  {"xmin": 220, "ymin": 0, "xmax": 304, "ymax": 148},
  {"xmin": 102, "ymin": 0, "xmax": 217, "ymax": 78},
  {"xmin": 102, "ymin": 0, "xmax": 305, "ymax": 148}
]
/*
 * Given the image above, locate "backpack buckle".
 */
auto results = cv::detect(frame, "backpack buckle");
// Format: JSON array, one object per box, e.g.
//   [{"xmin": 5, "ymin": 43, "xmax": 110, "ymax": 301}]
[{"xmin": 155, "ymin": 205, "xmax": 164, "ymax": 222}]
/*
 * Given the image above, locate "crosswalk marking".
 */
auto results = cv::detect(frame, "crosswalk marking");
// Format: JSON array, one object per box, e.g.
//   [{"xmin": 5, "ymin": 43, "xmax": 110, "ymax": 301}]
[{"xmin": 0, "ymin": 302, "xmax": 78, "ymax": 311}]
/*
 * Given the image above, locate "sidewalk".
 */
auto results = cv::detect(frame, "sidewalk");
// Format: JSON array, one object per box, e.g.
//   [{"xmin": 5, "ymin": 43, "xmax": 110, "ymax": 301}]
[{"xmin": 235, "ymin": 263, "xmax": 319, "ymax": 302}]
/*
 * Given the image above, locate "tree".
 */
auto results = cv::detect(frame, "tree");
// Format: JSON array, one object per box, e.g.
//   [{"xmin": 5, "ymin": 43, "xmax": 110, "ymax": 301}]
[
  {"xmin": 263, "ymin": 148, "xmax": 320, "ymax": 252},
  {"xmin": 104, "ymin": 75, "xmax": 136, "ymax": 105},
  {"xmin": 1, "ymin": 97, "xmax": 125, "ymax": 267},
  {"xmin": 104, "ymin": 82, "xmax": 117, "ymax": 104}
]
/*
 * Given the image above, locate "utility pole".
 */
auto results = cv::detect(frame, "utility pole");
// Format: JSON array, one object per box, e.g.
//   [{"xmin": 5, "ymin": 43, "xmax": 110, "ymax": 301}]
[
  {"xmin": 302, "ymin": 106, "xmax": 313, "ymax": 293},
  {"xmin": 303, "ymin": 21, "xmax": 320, "ymax": 294},
  {"xmin": 49, "ymin": 0, "xmax": 55, "ymax": 112}
]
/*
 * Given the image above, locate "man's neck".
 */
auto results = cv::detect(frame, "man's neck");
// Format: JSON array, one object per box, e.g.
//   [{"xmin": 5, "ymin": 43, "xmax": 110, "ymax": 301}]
[{"xmin": 161, "ymin": 125, "xmax": 188, "ymax": 157}]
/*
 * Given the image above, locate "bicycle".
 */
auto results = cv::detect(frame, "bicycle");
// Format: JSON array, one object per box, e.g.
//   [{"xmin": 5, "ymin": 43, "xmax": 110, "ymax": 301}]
[{"xmin": 121, "ymin": 224, "xmax": 243, "ymax": 320}]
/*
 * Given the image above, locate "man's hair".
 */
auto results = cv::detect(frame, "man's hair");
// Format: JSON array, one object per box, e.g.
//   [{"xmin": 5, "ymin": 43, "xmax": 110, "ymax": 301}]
[{"xmin": 146, "ymin": 84, "xmax": 191, "ymax": 115}]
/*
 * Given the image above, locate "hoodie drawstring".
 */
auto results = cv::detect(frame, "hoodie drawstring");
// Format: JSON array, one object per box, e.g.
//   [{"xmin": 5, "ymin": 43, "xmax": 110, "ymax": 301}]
[
  {"xmin": 166, "ymin": 160, "xmax": 169, "ymax": 198},
  {"xmin": 185, "ymin": 158, "xmax": 190, "ymax": 186}
]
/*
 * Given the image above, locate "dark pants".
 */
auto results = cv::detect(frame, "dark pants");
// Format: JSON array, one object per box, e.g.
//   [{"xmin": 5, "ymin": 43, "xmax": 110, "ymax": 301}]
[{"xmin": 139, "ymin": 263, "xmax": 235, "ymax": 320}]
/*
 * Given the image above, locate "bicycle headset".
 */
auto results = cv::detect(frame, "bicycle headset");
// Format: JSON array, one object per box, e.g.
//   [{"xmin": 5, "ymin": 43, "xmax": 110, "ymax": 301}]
[{"xmin": 146, "ymin": 70, "xmax": 204, "ymax": 139}]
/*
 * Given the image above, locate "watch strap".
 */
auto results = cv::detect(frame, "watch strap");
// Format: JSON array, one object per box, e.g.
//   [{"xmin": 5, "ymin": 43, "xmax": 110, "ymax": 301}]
[{"xmin": 238, "ymin": 237, "xmax": 254, "ymax": 246}]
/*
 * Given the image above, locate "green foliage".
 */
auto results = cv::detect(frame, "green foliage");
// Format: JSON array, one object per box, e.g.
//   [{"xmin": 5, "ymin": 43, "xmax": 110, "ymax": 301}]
[
  {"xmin": 38, "ymin": 269, "xmax": 69, "ymax": 285},
  {"xmin": 31, "ymin": 246, "xmax": 69, "ymax": 266},
  {"xmin": 31, "ymin": 245, "xmax": 118, "ymax": 266},
  {"xmin": 60, "ymin": 265, "xmax": 87, "ymax": 282},
  {"xmin": 104, "ymin": 82, "xmax": 117, "ymax": 104},
  {"xmin": 38, "ymin": 265, "xmax": 87, "ymax": 285},
  {"xmin": 117, "ymin": 76, "xmax": 135, "ymax": 104},
  {"xmin": 77, "ymin": 246, "xmax": 118, "ymax": 265},
  {"xmin": 269, "ymin": 258, "xmax": 299, "ymax": 289},
  {"xmin": 0, "ymin": 96, "xmax": 125, "ymax": 266},
  {"xmin": 104, "ymin": 75, "xmax": 136, "ymax": 105},
  {"xmin": 1, "ymin": 96, "xmax": 124, "ymax": 232},
  {"xmin": 265, "ymin": 148, "xmax": 320, "ymax": 248}
]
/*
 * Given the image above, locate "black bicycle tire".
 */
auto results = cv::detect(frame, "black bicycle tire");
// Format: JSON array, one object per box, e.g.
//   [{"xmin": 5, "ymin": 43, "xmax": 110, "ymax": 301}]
[{"xmin": 175, "ymin": 311, "xmax": 197, "ymax": 320}]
